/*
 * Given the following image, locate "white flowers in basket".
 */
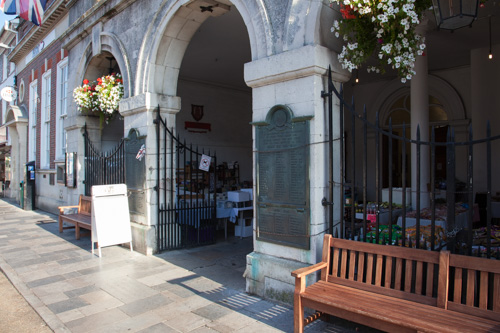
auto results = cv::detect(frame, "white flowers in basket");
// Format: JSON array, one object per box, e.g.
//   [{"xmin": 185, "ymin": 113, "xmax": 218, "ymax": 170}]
[
  {"xmin": 73, "ymin": 73, "xmax": 124, "ymax": 124},
  {"xmin": 330, "ymin": 0, "xmax": 431, "ymax": 82}
]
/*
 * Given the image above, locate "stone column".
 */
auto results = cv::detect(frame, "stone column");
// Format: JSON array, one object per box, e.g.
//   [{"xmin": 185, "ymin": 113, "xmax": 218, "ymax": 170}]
[
  {"xmin": 119, "ymin": 92, "xmax": 181, "ymax": 255},
  {"xmin": 411, "ymin": 28, "xmax": 430, "ymax": 210},
  {"xmin": 243, "ymin": 44, "xmax": 349, "ymax": 301}
]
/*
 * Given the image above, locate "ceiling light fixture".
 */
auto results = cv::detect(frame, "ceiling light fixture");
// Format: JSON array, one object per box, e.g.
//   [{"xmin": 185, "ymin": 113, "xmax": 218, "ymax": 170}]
[
  {"xmin": 488, "ymin": 16, "xmax": 493, "ymax": 60},
  {"xmin": 432, "ymin": 0, "xmax": 479, "ymax": 30}
]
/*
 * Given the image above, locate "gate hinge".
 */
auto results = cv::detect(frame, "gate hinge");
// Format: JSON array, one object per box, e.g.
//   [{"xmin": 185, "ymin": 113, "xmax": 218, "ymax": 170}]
[
  {"xmin": 321, "ymin": 90, "xmax": 332, "ymax": 99},
  {"xmin": 322, "ymin": 197, "xmax": 333, "ymax": 206}
]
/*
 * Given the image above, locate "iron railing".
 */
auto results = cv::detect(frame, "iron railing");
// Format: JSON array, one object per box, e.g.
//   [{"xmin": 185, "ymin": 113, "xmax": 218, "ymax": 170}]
[
  {"xmin": 155, "ymin": 107, "xmax": 217, "ymax": 251},
  {"xmin": 83, "ymin": 124, "xmax": 126, "ymax": 196},
  {"xmin": 325, "ymin": 67, "xmax": 500, "ymax": 259}
]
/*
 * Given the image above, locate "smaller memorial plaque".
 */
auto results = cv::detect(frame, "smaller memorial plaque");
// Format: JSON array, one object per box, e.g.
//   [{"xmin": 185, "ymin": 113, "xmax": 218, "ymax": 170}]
[{"xmin": 125, "ymin": 129, "xmax": 147, "ymax": 216}]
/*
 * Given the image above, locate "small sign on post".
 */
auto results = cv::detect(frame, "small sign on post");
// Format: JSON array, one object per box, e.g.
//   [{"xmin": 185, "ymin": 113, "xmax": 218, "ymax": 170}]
[
  {"xmin": 199, "ymin": 154, "xmax": 211, "ymax": 172},
  {"xmin": 91, "ymin": 184, "xmax": 133, "ymax": 257}
]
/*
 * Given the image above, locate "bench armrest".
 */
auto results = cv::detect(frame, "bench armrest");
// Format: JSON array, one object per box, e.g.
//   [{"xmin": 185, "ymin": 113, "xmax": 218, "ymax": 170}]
[
  {"xmin": 291, "ymin": 262, "xmax": 328, "ymax": 279},
  {"xmin": 58, "ymin": 205, "xmax": 79, "ymax": 214}
]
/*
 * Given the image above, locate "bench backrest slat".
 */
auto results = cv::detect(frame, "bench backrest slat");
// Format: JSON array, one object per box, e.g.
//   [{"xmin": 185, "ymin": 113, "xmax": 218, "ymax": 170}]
[
  {"xmin": 404, "ymin": 261, "xmax": 412, "ymax": 292},
  {"xmin": 394, "ymin": 257, "xmax": 403, "ymax": 290},
  {"xmin": 328, "ymin": 237, "xmax": 440, "ymax": 307},
  {"xmin": 385, "ymin": 257, "xmax": 392, "ymax": 287},
  {"xmin": 453, "ymin": 267, "xmax": 462, "ymax": 303},
  {"xmin": 494, "ymin": 274, "xmax": 500, "ymax": 312},
  {"xmin": 415, "ymin": 261, "xmax": 423, "ymax": 294},
  {"xmin": 426, "ymin": 263, "xmax": 434, "ymax": 297},
  {"xmin": 349, "ymin": 251, "xmax": 356, "ymax": 280},
  {"xmin": 446, "ymin": 252, "xmax": 500, "ymax": 321},
  {"xmin": 78, "ymin": 195, "xmax": 92, "ymax": 216}
]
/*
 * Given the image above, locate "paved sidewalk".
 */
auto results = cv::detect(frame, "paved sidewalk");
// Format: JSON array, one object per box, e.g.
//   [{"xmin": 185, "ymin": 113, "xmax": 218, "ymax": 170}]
[{"xmin": 0, "ymin": 198, "xmax": 376, "ymax": 332}]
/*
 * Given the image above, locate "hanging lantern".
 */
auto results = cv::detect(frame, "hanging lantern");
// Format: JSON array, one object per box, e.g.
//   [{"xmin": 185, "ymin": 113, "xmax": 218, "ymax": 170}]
[{"xmin": 432, "ymin": 0, "xmax": 480, "ymax": 30}]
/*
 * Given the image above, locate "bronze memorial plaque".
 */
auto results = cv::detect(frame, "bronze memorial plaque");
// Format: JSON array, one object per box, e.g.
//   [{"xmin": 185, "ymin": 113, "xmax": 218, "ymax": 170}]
[
  {"xmin": 125, "ymin": 129, "xmax": 147, "ymax": 216},
  {"xmin": 255, "ymin": 105, "xmax": 311, "ymax": 249}
]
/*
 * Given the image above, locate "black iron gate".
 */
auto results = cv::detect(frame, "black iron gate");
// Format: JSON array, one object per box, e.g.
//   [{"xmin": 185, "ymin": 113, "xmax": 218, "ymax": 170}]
[
  {"xmin": 83, "ymin": 124, "xmax": 126, "ymax": 196},
  {"xmin": 324, "ymin": 66, "xmax": 500, "ymax": 259},
  {"xmin": 155, "ymin": 107, "xmax": 217, "ymax": 251}
]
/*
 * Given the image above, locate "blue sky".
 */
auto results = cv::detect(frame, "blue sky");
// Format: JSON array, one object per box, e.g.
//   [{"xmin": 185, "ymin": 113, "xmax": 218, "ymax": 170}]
[{"xmin": 0, "ymin": 11, "xmax": 17, "ymax": 30}]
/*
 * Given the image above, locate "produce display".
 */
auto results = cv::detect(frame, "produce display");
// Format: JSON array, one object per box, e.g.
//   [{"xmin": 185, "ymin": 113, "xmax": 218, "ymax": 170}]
[
  {"xmin": 353, "ymin": 201, "xmax": 499, "ymax": 256},
  {"xmin": 405, "ymin": 203, "xmax": 468, "ymax": 221},
  {"xmin": 355, "ymin": 201, "xmax": 405, "ymax": 213},
  {"xmin": 365, "ymin": 224, "xmax": 446, "ymax": 248},
  {"xmin": 473, "ymin": 225, "xmax": 500, "ymax": 247}
]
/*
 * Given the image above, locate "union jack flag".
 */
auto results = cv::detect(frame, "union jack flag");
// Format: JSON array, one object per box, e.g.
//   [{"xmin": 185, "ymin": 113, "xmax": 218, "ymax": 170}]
[{"xmin": 0, "ymin": 0, "xmax": 47, "ymax": 26}]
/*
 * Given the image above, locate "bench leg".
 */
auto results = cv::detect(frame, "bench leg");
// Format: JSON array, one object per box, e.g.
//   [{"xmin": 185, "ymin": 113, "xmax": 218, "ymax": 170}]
[
  {"xmin": 75, "ymin": 224, "xmax": 81, "ymax": 240},
  {"xmin": 294, "ymin": 295, "xmax": 304, "ymax": 333},
  {"xmin": 59, "ymin": 217, "xmax": 63, "ymax": 233}
]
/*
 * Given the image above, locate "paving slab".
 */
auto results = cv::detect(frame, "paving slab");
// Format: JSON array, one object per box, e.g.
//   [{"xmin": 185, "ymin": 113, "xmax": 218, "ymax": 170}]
[{"xmin": 0, "ymin": 198, "xmax": 381, "ymax": 332}]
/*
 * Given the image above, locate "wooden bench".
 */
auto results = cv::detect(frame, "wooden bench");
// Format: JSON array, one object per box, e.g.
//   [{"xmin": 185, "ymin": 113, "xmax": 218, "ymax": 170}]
[
  {"xmin": 292, "ymin": 235, "xmax": 500, "ymax": 333},
  {"xmin": 58, "ymin": 195, "xmax": 92, "ymax": 240}
]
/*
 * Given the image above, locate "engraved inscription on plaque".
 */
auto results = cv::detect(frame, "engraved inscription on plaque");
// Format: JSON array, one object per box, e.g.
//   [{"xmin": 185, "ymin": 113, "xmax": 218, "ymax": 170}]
[
  {"xmin": 255, "ymin": 105, "xmax": 311, "ymax": 249},
  {"xmin": 125, "ymin": 129, "xmax": 146, "ymax": 216}
]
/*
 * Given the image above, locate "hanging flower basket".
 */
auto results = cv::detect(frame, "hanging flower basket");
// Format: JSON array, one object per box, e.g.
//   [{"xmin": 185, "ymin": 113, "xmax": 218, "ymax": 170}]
[
  {"xmin": 73, "ymin": 73, "xmax": 124, "ymax": 125},
  {"xmin": 330, "ymin": 0, "xmax": 432, "ymax": 83}
]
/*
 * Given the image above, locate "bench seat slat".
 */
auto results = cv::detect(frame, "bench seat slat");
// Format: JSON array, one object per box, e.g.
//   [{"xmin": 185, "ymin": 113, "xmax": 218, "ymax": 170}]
[
  {"xmin": 60, "ymin": 214, "xmax": 91, "ymax": 226},
  {"xmin": 447, "ymin": 300, "xmax": 500, "ymax": 322}
]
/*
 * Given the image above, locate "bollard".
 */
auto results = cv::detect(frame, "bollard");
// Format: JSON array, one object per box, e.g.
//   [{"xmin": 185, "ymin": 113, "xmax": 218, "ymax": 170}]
[{"xmin": 20, "ymin": 181, "xmax": 24, "ymax": 209}]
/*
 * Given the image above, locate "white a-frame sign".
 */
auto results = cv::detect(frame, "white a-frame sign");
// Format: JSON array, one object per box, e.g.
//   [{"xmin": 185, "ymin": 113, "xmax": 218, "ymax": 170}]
[{"xmin": 91, "ymin": 184, "xmax": 133, "ymax": 257}]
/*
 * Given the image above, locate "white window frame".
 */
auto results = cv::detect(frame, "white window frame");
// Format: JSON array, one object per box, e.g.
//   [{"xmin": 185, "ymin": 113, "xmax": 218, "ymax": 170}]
[
  {"xmin": 41, "ymin": 71, "xmax": 52, "ymax": 169},
  {"xmin": 56, "ymin": 58, "xmax": 68, "ymax": 160},
  {"xmin": 29, "ymin": 80, "xmax": 38, "ymax": 162},
  {"xmin": 2, "ymin": 54, "xmax": 7, "ymax": 82}
]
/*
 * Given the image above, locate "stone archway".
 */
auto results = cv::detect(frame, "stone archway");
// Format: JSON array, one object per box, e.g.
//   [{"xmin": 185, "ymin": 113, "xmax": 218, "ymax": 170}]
[
  {"xmin": 120, "ymin": 1, "xmax": 346, "ymax": 303},
  {"xmin": 4, "ymin": 105, "xmax": 28, "ymax": 202},
  {"xmin": 135, "ymin": 0, "xmax": 270, "ymax": 98}
]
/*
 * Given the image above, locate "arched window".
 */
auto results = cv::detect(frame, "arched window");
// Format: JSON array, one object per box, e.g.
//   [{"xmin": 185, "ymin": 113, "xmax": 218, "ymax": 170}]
[{"xmin": 383, "ymin": 94, "xmax": 449, "ymax": 188}]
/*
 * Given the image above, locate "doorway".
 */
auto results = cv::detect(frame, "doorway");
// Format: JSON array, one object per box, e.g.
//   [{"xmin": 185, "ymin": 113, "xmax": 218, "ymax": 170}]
[{"xmin": 157, "ymin": 5, "xmax": 253, "ymax": 249}]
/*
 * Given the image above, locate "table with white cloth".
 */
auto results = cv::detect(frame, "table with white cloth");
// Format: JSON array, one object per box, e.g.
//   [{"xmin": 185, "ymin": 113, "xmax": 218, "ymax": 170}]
[{"xmin": 229, "ymin": 206, "xmax": 253, "ymax": 238}]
